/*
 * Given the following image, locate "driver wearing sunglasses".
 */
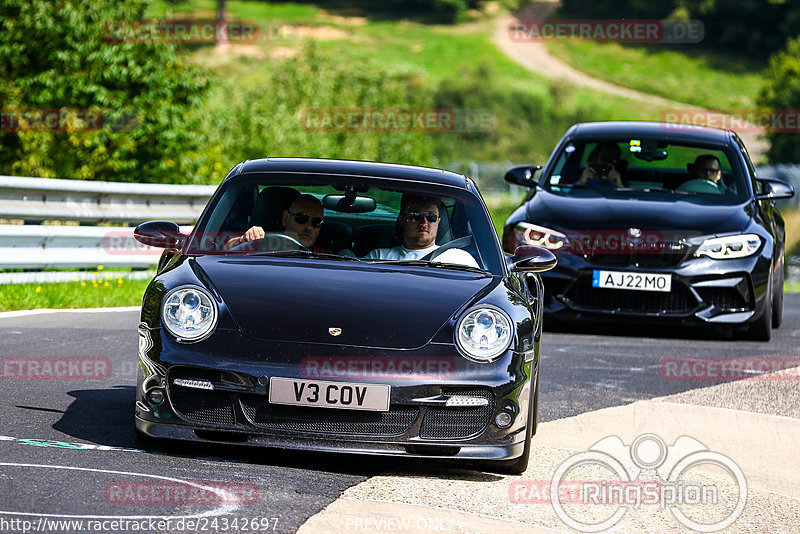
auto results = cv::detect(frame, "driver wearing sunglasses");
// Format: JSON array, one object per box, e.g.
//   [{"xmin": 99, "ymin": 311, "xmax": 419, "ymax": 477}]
[
  {"xmin": 224, "ymin": 194, "xmax": 326, "ymax": 250},
  {"xmin": 364, "ymin": 194, "xmax": 478, "ymax": 267}
]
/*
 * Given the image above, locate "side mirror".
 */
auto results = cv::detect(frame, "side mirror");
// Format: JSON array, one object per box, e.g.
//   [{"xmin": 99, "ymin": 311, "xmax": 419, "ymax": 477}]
[
  {"xmin": 504, "ymin": 165, "xmax": 542, "ymax": 188},
  {"xmin": 508, "ymin": 245, "xmax": 557, "ymax": 273},
  {"xmin": 134, "ymin": 221, "xmax": 185, "ymax": 249},
  {"xmin": 755, "ymin": 178, "xmax": 794, "ymax": 200}
]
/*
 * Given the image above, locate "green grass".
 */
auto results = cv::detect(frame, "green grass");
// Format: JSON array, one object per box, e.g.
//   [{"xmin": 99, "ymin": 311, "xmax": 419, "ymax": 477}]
[
  {"xmin": 0, "ymin": 277, "xmax": 151, "ymax": 312},
  {"xmin": 145, "ymin": 0, "xmax": 320, "ymax": 21},
  {"xmin": 783, "ymin": 207, "xmax": 800, "ymax": 256},
  {"xmin": 546, "ymin": 41, "xmax": 764, "ymax": 111}
]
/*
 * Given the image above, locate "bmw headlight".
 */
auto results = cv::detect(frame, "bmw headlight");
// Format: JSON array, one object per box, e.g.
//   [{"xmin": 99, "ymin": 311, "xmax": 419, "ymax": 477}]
[
  {"xmin": 161, "ymin": 286, "xmax": 218, "ymax": 342},
  {"xmin": 511, "ymin": 222, "xmax": 568, "ymax": 251},
  {"xmin": 455, "ymin": 307, "xmax": 513, "ymax": 362},
  {"xmin": 695, "ymin": 234, "xmax": 762, "ymax": 260}
]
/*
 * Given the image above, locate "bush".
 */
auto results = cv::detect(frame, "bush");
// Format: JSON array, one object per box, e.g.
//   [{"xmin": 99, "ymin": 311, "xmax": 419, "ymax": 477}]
[
  {"xmin": 559, "ymin": 0, "xmax": 800, "ymax": 58},
  {"xmin": 758, "ymin": 36, "xmax": 800, "ymax": 163},
  {"xmin": 208, "ymin": 43, "xmax": 436, "ymax": 169},
  {"xmin": 0, "ymin": 0, "xmax": 222, "ymax": 183}
]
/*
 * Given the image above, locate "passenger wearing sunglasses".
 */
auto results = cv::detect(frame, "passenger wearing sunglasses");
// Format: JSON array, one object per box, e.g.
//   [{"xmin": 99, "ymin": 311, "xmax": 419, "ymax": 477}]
[
  {"xmin": 364, "ymin": 195, "xmax": 478, "ymax": 267},
  {"xmin": 224, "ymin": 194, "xmax": 325, "ymax": 250}
]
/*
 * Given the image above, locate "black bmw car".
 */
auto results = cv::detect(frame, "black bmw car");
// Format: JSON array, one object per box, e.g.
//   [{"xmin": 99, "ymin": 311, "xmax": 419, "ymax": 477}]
[
  {"xmin": 134, "ymin": 158, "xmax": 555, "ymax": 473},
  {"xmin": 503, "ymin": 121, "xmax": 793, "ymax": 341}
]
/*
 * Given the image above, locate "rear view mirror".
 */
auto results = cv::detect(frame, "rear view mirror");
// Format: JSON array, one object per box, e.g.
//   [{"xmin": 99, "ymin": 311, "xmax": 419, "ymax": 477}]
[
  {"xmin": 509, "ymin": 245, "xmax": 557, "ymax": 273},
  {"xmin": 323, "ymin": 194, "xmax": 377, "ymax": 213}
]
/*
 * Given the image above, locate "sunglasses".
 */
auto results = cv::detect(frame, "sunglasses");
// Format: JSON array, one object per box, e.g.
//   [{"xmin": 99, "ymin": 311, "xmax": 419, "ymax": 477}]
[
  {"xmin": 287, "ymin": 210, "xmax": 324, "ymax": 228},
  {"xmin": 406, "ymin": 211, "xmax": 440, "ymax": 224}
]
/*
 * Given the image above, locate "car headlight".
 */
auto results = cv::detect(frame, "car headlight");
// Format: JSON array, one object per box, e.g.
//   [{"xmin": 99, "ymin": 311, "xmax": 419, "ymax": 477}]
[
  {"xmin": 511, "ymin": 222, "xmax": 568, "ymax": 251},
  {"xmin": 455, "ymin": 306, "xmax": 513, "ymax": 362},
  {"xmin": 695, "ymin": 234, "xmax": 762, "ymax": 260},
  {"xmin": 161, "ymin": 285, "xmax": 218, "ymax": 342}
]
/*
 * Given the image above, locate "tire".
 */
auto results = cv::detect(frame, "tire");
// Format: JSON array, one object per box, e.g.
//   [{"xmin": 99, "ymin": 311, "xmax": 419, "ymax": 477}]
[
  {"xmin": 490, "ymin": 373, "xmax": 539, "ymax": 475},
  {"xmin": 746, "ymin": 290, "xmax": 772, "ymax": 341},
  {"xmin": 773, "ymin": 255, "xmax": 784, "ymax": 329}
]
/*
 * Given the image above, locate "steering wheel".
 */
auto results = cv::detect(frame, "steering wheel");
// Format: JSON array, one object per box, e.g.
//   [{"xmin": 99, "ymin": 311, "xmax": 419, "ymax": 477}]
[
  {"xmin": 676, "ymin": 179, "xmax": 724, "ymax": 194},
  {"xmin": 422, "ymin": 235, "xmax": 475, "ymax": 262},
  {"xmin": 229, "ymin": 232, "xmax": 309, "ymax": 253}
]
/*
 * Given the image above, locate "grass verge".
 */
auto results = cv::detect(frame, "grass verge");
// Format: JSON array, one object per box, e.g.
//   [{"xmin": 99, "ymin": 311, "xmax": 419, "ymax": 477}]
[
  {"xmin": 546, "ymin": 41, "xmax": 764, "ymax": 111},
  {"xmin": 0, "ymin": 277, "xmax": 150, "ymax": 312}
]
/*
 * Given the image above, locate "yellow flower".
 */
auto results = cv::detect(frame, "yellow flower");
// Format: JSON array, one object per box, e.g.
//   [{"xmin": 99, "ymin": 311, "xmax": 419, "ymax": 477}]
[
  {"xmin": 117, "ymin": 279, "xmax": 123, "ymax": 285},
  {"xmin": 97, "ymin": 265, "xmax": 104, "ymax": 271},
  {"xmin": 73, "ymin": 277, "xmax": 78, "ymax": 282},
  {"xmin": 81, "ymin": 282, "xmax": 86, "ymax": 287},
  {"xmin": 35, "ymin": 286, "xmax": 42, "ymax": 293},
  {"xmin": 104, "ymin": 281, "xmax": 110, "ymax": 287}
]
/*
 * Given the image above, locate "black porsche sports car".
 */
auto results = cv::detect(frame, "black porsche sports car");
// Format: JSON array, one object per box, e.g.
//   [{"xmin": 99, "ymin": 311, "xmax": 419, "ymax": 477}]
[
  {"xmin": 503, "ymin": 121, "xmax": 793, "ymax": 341},
  {"xmin": 134, "ymin": 158, "xmax": 556, "ymax": 473}
]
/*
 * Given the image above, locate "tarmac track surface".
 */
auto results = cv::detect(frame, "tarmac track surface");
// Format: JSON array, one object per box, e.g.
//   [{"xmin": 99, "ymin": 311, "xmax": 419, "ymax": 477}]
[{"xmin": 0, "ymin": 299, "xmax": 798, "ymax": 533}]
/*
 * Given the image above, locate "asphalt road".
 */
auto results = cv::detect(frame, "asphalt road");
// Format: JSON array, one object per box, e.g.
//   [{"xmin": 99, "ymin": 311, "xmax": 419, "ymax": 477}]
[{"xmin": 1, "ymin": 298, "xmax": 797, "ymax": 533}]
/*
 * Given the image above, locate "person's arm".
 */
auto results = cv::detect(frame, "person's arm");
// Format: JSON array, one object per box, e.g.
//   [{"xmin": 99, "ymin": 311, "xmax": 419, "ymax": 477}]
[
  {"xmin": 577, "ymin": 166, "xmax": 595, "ymax": 185},
  {"xmin": 223, "ymin": 226, "xmax": 265, "ymax": 250},
  {"xmin": 609, "ymin": 169, "xmax": 623, "ymax": 187}
]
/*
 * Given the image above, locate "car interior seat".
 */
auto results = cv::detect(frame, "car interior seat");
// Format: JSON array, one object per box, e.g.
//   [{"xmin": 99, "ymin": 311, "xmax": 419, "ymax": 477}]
[{"xmin": 250, "ymin": 186, "xmax": 301, "ymax": 231}]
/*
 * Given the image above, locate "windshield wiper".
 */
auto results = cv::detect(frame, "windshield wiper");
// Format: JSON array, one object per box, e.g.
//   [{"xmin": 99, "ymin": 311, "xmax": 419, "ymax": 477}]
[
  {"xmin": 250, "ymin": 250, "xmax": 363, "ymax": 261},
  {"xmin": 380, "ymin": 259, "xmax": 487, "ymax": 273}
]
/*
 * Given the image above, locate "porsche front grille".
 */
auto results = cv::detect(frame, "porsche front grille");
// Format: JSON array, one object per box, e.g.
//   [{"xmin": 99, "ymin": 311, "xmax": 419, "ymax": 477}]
[{"xmin": 239, "ymin": 397, "xmax": 417, "ymax": 436}]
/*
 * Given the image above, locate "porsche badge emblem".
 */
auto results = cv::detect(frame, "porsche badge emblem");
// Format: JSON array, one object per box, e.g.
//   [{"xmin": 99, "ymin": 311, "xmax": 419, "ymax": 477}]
[
  {"xmin": 329, "ymin": 327, "xmax": 342, "ymax": 336},
  {"xmin": 628, "ymin": 227, "xmax": 643, "ymax": 238}
]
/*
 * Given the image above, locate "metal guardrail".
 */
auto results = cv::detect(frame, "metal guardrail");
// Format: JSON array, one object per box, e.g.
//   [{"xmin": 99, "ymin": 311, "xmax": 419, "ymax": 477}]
[
  {"xmin": 2, "ymin": 164, "xmax": 800, "ymax": 283},
  {"xmin": 0, "ymin": 225, "xmax": 159, "ymax": 270},
  {"xmin": 0, "ymin": 175, "xmax": 215, "ymax": 224},
  {"xmin": 0, "ymin": 175, "xmax": 213, "ymax": 283}
]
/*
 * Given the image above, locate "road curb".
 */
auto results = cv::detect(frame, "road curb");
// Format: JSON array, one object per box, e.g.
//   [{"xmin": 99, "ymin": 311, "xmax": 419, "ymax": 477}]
[{"xmin": 297, "ymin": 398, "xmax": 800, "ymax": 532}]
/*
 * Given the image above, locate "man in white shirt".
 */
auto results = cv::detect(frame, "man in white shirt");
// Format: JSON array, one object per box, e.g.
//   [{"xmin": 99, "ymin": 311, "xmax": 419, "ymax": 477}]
[{"xmin": 365, "ymin": 195, "xmax": 479, "ymax": 268}]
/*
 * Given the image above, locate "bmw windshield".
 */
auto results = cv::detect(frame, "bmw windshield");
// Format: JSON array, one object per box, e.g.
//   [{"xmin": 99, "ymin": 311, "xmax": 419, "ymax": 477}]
[{"xmin": 543, "ymin": 138, "xmax": 750, "ymax": 205}]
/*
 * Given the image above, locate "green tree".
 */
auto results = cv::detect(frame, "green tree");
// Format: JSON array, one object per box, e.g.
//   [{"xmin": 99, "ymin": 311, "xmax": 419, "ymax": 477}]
[
  {"xmin": 0, "ymin": 0, "xmax": 222, "ymax": 183},
  {"xmin": 758, "ymin": 35, "xmax": 800, "ymax": 163}
]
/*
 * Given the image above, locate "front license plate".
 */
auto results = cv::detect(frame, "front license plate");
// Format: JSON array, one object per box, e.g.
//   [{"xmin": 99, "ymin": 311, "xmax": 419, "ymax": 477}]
[
  {"xmin": 269, "ymin": 377, "xmax": 390, "ymax": 412},
  {"xmin": 592, "ymin": 270, "xmax": 672, "ymax": 293}
]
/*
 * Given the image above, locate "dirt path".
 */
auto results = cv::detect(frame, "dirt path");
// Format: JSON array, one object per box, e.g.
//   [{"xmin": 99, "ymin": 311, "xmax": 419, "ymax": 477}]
[{"xmin": 493, "ymin": 1, "xmax": 768, "ymax": 162}]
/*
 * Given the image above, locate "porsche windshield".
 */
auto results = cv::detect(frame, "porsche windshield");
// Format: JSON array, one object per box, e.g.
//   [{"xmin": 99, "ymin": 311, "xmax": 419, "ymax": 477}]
[
  {"xmin": 544, "ymin": 139, "xmax": 750, "ymax": 204},
  {"xmin": 187, "ymin": 173, "xmax": 501, "ymax": 274}
]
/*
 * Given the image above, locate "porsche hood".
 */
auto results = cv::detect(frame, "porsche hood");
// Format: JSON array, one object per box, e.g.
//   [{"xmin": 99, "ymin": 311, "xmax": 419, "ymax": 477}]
[{"xmin": 195, "ymin": 256, "xmax": 496, "ymax": 349}]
